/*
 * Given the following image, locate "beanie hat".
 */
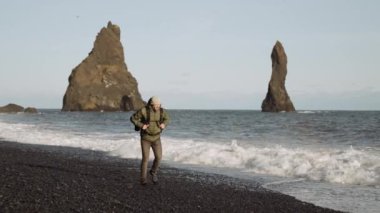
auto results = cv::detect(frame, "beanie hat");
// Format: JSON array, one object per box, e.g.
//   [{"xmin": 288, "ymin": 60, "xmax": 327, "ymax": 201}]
[{"xmin": 150, "ymin": 96, "xmax": 160, "ymax": 105}]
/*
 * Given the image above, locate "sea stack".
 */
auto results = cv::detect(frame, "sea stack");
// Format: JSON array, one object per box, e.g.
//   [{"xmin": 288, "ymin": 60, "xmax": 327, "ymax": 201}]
[
  {"xmin": 261, "ymin": 41, "xmax": 295, "ymax": 112},
  {"xmin": 62, "ymin": 21, "xmax": 144, "ymax": 112}
]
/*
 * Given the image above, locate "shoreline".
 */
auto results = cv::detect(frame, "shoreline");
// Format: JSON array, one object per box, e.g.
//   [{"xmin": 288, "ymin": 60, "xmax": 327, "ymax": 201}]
[{"xmin": 0, "ymin": 140, "xmax": 343, "ymax": 212}]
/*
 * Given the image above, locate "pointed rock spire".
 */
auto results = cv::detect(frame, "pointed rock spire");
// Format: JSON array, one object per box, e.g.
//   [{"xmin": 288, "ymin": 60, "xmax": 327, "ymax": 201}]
[
  {"xmin": 62, "ymin": 21, "xmax": 145, "ymax": 111},
  {"xmin": 261, "ymin": 41, "xmax": 295, "ymax": 112}
]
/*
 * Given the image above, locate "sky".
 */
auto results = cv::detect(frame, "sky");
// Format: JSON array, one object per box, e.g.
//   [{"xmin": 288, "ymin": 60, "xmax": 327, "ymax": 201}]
[{"xmin": 0, "ymin": 0, "xmax": 379, "ymax": 110}]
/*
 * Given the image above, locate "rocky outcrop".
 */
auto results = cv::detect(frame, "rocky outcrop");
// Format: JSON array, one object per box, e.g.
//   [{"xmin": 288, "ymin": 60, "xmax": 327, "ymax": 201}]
[
  {"xmin": 0, "ymin": 104, "xmax": 24, "ymax": 113},
  {"xmin": 261, "ymin": 41, "xmax": 295, "ymax": 112},
  {"xmin": 0, "ymin": 104, "xmax": 38, "ymax": 113},
  {"xmin": 62, "ymin": 21, "xmax": 145, "ymax": 112},
  {"xmin": 24, "ymin": 107, "xmax": 38, "ymax": 113}
]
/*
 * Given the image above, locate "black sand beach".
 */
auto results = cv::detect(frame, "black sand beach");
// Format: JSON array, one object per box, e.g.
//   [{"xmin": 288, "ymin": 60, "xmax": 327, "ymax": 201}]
[{"xmin": 0, "ymin": 140, "xmax": 343, "ymax": 213}]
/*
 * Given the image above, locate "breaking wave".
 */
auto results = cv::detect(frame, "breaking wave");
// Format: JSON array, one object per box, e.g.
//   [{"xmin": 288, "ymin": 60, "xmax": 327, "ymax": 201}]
[
  {"xmin": 112, "ymin": 138, "xmax": 380, "ymax": 186},
  {"xmin": 1, "ymin": 121, "xmax": 379, "ymax": 186}
]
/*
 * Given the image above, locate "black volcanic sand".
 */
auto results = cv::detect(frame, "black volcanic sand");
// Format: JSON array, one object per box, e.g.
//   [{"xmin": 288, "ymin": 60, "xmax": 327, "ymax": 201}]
[{"xmin": 0, "ymin": 140, "xmax": 343, "ymax": 213}]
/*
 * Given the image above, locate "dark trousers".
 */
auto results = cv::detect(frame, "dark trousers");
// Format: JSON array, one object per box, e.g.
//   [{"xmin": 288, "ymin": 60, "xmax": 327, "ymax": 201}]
[{"xmin": 140, "ymin": 138, "xmax": 162, "ymax": 181}]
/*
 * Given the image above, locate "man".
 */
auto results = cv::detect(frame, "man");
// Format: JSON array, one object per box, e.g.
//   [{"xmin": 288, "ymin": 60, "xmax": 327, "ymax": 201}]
[{"xmin": 130, "ymin": 96, "xmax": 170, "ymax": 185}]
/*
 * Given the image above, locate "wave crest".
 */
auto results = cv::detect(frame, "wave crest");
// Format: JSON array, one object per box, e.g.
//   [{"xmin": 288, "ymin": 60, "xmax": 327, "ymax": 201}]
[
  {"xmin": 1, "ymin": 121, "xmax": 378, "ymax": 186},
  {"xmin": 160, "ymin": 139, "xmax": 380, "ymax": 186}
]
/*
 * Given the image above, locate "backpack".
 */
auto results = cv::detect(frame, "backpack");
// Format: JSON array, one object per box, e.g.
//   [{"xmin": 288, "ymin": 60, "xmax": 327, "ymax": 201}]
[{"xmin": 134, "ymin": 106, "xmax": 164, "ymax": 131}]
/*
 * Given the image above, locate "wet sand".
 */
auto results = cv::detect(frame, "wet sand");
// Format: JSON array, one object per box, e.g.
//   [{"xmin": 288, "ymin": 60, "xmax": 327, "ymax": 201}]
[{"xmin": 0, "ymin": 140, "xmax": 343, "ymax": 212}]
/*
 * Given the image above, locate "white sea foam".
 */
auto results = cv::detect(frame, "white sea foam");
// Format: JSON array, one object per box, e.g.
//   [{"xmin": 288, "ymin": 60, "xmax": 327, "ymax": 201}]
[
  {"xmin": 116, "ymin": 138, "xmax": 380, "ymax": 186},
  {"xmin": 297, "ymin": 110, "xmax": 330, "ymax": 114},
  {"xmin": 0, "ymin": 121, "xmax": 134, "ymax": 153},
  {"xmin": 1, "ymin": 121, "xmax": 379, "ymax": 186},
  {"xmin": 297, "ymin": 110, "xmax": 316, "ymax": 114}
]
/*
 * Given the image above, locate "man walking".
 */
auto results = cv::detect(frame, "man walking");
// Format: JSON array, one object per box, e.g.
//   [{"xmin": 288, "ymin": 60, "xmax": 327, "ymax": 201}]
[{"xmin": 130, "ymin": 96, "xmax": 170, "ymax": 185}]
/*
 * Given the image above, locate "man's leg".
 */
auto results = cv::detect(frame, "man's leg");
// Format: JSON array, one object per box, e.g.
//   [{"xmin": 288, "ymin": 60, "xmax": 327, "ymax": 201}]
[
  {"xmin": 150, "ymin": 138, "xmax": 162, "ymax": 183},
  {"xmin": 140, "ymin": 140, "xmax": 151, "ymax": 184}
]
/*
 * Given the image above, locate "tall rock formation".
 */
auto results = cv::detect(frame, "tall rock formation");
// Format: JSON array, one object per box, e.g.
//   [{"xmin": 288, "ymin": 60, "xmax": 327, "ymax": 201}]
[
  {"xmin": 261, "ymin": 41, "xmax": 295, "ymax": 112},
  {"xmin": 62, "ymin": 21, "xmax": 145, "ymax": 111}
]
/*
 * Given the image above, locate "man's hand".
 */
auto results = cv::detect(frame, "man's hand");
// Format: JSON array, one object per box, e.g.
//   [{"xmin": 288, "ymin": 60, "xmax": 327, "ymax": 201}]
[
  {"xmin": 142, "ymin": 124, "xmax": 149, "ymax": 130},
  {"xmin": 159, "ymin": 123, "xmax": 165, "ymax": 130}
]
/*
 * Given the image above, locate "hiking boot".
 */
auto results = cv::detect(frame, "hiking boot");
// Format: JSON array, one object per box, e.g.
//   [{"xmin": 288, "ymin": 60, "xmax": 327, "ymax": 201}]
[
  {"xmin": 141, "ymin": 179, "xmax": 147, "ymax": 186},
  {"xmin": 150, "ymin": 170, "xmax": 158, "ymax": 184}
]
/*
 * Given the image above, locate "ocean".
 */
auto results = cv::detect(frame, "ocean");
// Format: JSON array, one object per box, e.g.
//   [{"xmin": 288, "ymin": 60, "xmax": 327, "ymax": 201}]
[{"xmin": 0, "ymin": 109, "xmax": 379, "ymax": 212}]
